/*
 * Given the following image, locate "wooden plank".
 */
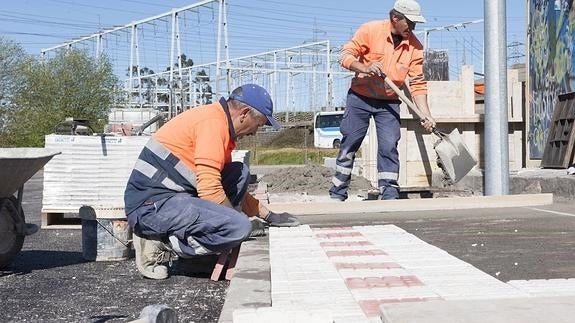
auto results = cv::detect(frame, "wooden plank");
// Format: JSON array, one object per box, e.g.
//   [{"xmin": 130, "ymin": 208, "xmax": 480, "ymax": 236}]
[
  {"xmin": 211, "ymin": 251, "xmax": 229, "ymax": 281},
  {"xmin": 225, "ymin": 245, "xmax": 241, "ymax": 280}
]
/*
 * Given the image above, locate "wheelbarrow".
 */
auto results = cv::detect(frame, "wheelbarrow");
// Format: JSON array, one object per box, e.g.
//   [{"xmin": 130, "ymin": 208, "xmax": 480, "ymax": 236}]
[{"xmin": 0, "ymin": 148, "xmax": 60, "ymax": 268}]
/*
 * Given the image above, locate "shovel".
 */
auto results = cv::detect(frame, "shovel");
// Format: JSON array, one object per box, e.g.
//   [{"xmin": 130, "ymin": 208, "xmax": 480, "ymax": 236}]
[{"xmin": 382, "ymin": 76, "xmax": 477, "ymax": 184}]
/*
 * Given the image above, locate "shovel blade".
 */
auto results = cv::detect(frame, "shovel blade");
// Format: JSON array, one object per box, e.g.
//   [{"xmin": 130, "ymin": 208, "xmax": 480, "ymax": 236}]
[{"xmin": 434, "ymin": 128, "xmax": 477, "ymax": 183}]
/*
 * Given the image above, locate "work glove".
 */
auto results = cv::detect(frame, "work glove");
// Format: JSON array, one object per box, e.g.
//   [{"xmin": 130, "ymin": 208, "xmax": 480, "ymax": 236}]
[
  {"xmin": 365, "ymin": 62, "xmax": 385, "ymax": 77},
  {"xmin": 264, "ymin": 211, "xmax": 300, "ymax": 227}
]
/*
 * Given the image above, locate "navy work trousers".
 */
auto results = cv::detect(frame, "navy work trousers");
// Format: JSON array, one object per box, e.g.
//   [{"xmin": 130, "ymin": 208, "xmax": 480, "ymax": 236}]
[
  {"xmin": 329, "ymin": 90, "xmax": 401, "ymax": 200},
  {"xmin": 128, "ymin": 161, "xmax": 252, "ymax": 256}
]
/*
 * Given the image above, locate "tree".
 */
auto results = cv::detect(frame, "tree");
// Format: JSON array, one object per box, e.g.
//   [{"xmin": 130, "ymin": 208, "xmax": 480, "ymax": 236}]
[
  {"xmin": 0, "ymin": 37, "xmax": 29, "ymax": 133},
  {"xmin": 1, "ymin": 49, "xmax": 119, "ymax": 147},
  {"xmin": 127, "ymin": 65, "xmax": 158, "ymax": 106},
  {"xmin": 194, "ymin": 69, "xmax": 213, "ymax": 105}
]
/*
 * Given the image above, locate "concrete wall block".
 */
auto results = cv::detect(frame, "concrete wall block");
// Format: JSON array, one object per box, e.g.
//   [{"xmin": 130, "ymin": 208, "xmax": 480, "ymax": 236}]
[{"xmin": 426, "ymin": 81, "xmax": 465, "ymax": 116}]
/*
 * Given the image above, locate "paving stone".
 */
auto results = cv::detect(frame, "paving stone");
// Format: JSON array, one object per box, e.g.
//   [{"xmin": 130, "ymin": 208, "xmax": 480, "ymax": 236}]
[{"xmin": 266, "ymin": 224, "xmax": 575, "ymax": 323}]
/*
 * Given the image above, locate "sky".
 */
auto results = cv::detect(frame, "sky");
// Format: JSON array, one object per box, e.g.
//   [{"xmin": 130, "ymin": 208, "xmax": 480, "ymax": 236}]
[
  {"xmin": 1, "ymin": 0, "xmax": 526, "ymax": 57},
  {"xmin": 0, "ymin": 0, "xmax": 527, "ymax": 105}
]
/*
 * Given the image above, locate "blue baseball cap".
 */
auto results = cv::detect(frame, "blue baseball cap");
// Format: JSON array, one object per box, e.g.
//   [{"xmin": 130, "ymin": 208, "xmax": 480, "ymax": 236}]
[{"xmin": 229, "ymin": 84, "xmax": 280, "ymax": 130}]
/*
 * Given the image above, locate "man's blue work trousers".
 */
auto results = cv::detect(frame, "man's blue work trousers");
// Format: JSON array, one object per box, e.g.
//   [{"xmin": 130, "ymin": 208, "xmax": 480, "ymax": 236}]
[
  {"xmin": 329, "ymin": 90, "xmax": 401, "ymax": 200},
  {"xmin": 128, "ymin": 162, "xmax": 252, "ymax": 257}
]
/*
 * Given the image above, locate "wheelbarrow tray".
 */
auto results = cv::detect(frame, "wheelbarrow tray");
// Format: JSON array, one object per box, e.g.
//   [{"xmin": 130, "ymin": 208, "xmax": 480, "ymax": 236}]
[{"xmin": 0, "ymin": 148, "xmax": 61, "ymax": 198}]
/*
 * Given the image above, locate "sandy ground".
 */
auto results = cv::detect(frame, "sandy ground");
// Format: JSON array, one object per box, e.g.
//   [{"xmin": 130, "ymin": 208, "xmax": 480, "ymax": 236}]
[{"xmin": 260, "ymin": 164, "xmax": 375, "ymax": 196}]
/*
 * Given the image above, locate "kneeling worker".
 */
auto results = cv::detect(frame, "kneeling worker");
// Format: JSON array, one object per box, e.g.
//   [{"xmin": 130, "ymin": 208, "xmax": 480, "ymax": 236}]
[{"xmin": 124, "ymin": 83, "xmax": 300, "ymax": 279}]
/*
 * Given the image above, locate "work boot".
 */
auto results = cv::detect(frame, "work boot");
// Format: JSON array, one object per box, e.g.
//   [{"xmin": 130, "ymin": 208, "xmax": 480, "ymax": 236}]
[
  {"xmin": 380, "ymin": 181, "xmax": 400, "ymax": 200},
  {"xmin": 133, "ymin": 233, "xmax": 173, "ymax": 280}
]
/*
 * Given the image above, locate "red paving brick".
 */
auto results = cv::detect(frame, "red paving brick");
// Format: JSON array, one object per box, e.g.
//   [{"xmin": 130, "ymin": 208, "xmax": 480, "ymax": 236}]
[
  {"xmin": 325, "ymin": 249, "xmax": 387, "ymax": 257},
  {"xmin": 345, "ymin": 276, "xmax": 424, "ymax": 289},
  {"xmin": 320, "ymin": 241, "xmax": 373, "ymax": 247},
  {"xmin": 312, "ymin": 227, "xmax": 354, "ymax": 231},
  {"xmin": 358, "ymin": 297, "xmax": 443, "ymax": 317},
  {"xmin": 315, "ymin": 232, "xmax": 362, "ymax": 239},
  {"xmin": 334, "ymin": 262, "xmax": 402, "ymax": 270}
]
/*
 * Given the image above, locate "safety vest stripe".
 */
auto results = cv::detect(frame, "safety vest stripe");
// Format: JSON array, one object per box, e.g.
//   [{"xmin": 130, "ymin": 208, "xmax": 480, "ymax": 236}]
[
  {"xmin": 145, "ymin": 137, "xmax": 171, "ymax": 160},
  {"xmin": 161, "ymin": 177, "xmax": 185, "ymax": 191},
  {"xmin": 174, "ymin": 161, "xmax": 197, "ymax": 187},
  {"xmin": 134, "ymin": 159, "xmax": 157, "ymax": 179}
]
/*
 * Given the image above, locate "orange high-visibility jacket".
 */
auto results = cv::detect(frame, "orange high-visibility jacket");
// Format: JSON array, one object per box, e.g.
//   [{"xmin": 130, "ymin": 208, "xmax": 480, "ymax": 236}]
[
  {"xmin": 153, "ymin": 99, "xmax": 260, "ymax": 216},
  {"xmin": 340, "ymin": 19, "xmax": 427, "ymax": 99}
]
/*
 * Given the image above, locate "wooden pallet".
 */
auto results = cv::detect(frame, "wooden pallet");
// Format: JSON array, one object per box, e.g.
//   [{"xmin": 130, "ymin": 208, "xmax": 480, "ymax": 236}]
[
  {"xmin": 541, "ymin": 92, "xmax": 575, "ymax": 168},
  {"xmin": 41, "ymin": 208, "xmax": 82, "ymax": 229}
]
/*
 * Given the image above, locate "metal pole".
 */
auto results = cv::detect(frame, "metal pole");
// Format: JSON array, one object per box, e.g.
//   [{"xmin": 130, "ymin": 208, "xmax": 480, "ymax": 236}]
[
  {"xmin": 169, "ymin": 10, "xmax": 176, "ymax": 119},
  {"xmin": 129, "ymin": 25, "xmax": 135, "ymax": 96},
  {"xmin": 484, "ymin": 0, "xmax": 509, "ymax": 195},
  {"xmin": 222, "ymin": 0, "xmax": 231, "ymax": 94},
  {"xmin": 135, "ymin": 27, "xmax": 142, "ymax": 108},
  {"xmin": 96, "ymin": 34, "xmax": 102, "ymax": 59},
  {"xmin": 326, "ymin": 40, "xmax": 332, "ymax": 109},
  {"xmin": 273, "ymin": 52, "xmax": 277, "ymax": 106},
  {"xmin": 215, "ymin": 0, "xmax": 222, "ymax": 96}
]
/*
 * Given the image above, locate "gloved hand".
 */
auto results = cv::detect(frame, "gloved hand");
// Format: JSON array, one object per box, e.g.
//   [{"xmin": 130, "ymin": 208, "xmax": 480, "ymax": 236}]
[
  {"xmin": 364, "ymin": 62, "xmax": 385, "ymax": 78},
  {"xmin": 264, "ymin": 211, "xmax": 300, "ymax": 227}
]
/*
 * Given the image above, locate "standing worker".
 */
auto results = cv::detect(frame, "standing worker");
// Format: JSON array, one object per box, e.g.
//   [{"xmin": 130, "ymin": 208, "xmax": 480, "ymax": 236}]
[
  {"xmin": 124, "ymin": 84, "xmax": 300, "ymax": 280},
  {"xmin": 329, "ymin": 0, "xmax": 436, "ymax": 201}
]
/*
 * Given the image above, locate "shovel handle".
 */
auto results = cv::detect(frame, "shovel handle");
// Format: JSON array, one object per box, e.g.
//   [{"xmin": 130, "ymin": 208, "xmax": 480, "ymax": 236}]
[{"xmin": 381, "ymin": 76, "xmax": 432, "ymax": 126}]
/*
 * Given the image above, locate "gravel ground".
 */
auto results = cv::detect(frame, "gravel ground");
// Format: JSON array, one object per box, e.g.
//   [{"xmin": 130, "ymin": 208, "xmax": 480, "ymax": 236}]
[{"xmin": 0, "ymin": 172, "xmax": 228, "ymax": 323}]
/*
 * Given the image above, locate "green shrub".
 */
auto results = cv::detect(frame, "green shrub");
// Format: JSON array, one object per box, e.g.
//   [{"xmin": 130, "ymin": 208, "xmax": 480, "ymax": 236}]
[{"xmin": 252, "ymin": 148, "xmax": 338, "ymax": 165}]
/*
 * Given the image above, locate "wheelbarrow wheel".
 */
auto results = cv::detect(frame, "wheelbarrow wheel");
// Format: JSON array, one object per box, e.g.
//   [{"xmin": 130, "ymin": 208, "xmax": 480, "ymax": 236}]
[{"xmin": 0, "ymin": 196, "xmax": 25, "ymax": 269}]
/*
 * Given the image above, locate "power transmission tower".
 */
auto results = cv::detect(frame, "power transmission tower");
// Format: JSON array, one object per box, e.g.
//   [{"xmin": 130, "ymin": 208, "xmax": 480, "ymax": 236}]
[{"xmin": 507, "ymin": 41, "xmax": 525, "ymax": 65}]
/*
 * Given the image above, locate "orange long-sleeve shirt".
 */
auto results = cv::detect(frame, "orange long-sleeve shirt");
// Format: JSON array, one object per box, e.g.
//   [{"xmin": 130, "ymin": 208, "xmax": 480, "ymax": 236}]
[
  {"xmin": 153, "ymin": 99, "xmax": 260, "ymax": 217},
  {"xmin": 340, "ymin": 19, "xmax": 427, "ymax": 99}
]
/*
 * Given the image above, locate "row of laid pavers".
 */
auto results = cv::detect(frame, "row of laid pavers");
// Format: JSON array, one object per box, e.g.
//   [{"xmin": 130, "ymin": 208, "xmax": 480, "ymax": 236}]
[{"xmin": 234, "ymin": 224, "xmax": 575, "ymax": 323}]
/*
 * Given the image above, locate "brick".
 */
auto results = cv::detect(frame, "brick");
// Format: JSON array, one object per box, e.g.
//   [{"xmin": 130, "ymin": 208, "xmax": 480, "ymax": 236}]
[
  {"xmin": 345, "ymin": 276, "xmax": 424, "ymax": 289},
  {"xmin": 315, "ymin": 232, "xmax": 362, "ymax": 239},
  {"xmin": 334, "ymin": 262, "xmax": 402, "ymax": 270},
  {"xmin": 325, "ymin": 250, "xmax": 387, "ymax": 257},
  {"xmin": 312, "ymin": 226, "xmax": 354, "ymax": 231},
  {"xmin": 320, "ymin": 241, "xmax": 373, "ymax": 247}
]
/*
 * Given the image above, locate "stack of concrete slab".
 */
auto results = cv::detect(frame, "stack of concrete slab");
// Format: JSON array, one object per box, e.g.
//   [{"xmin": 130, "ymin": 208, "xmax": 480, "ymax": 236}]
[{"xmin": 42, "ymin": 134, "xmax": 250, "ymax": 226}]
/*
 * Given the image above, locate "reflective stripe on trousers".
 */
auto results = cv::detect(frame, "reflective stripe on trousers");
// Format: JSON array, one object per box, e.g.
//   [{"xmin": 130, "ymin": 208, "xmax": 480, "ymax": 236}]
[
  {"xmin": 329, "ymin": 90, "xmax": 401, "ymax": 200},
  {"xmin": 128, "ymin": 162, "xmax": 252, "ymax": 256}
]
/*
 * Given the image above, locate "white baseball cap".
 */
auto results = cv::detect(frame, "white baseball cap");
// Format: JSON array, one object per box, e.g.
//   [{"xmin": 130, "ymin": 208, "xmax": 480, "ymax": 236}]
[{"xmin": 393, "ymin": 0, "xmax": 426, "ymax": 23}]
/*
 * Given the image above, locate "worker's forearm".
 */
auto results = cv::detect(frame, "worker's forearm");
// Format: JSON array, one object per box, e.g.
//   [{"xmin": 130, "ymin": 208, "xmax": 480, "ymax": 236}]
[
  {"xmin": 413, "ymin": 95, "xmax": 432, "ymax": 118},
  {"xmin": 348, "ymin": 61, "xmax": 368, "ymax": 74}
]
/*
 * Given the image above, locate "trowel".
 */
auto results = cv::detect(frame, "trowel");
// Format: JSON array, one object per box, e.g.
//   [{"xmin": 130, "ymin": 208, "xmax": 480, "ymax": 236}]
[{"xmin": 382, "ymin": 76, "xmax": 477, "ymax": 184}]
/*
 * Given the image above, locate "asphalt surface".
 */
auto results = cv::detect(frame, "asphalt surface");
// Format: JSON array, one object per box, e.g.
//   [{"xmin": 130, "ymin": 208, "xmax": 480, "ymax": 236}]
[
  {"xmin": 1, "ymin": 171, "xmax": 574, "ymax": 322},
  {"xmin": 0, "ymin": 172, "xmax": 228, "ymax": 323}
]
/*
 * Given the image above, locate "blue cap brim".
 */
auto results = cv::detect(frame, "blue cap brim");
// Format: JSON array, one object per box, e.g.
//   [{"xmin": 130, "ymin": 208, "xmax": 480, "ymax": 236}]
[{"xmin": 267, "ymin": 116, "xmax": 281, "ymax": 130}]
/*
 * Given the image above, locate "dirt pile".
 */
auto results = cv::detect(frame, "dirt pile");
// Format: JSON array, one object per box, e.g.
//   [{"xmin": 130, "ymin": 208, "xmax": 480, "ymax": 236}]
[{"xmin": 260, "ymin": 164, "xmax": 375, "ymax": 195}]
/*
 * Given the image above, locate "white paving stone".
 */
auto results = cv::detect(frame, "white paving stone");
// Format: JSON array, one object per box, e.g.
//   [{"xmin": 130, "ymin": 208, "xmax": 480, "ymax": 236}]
[
  {"xmin": 233, "ymin": 308, "xmax": 333, "ymax": 323},
  {"xmin": 349, "ymin": 286, "xmax": 440, "ymax": 300},
  {"xmin": 508, "ymin": 279, "xmax": 575, "ymax": 297},
  {"xmin": 267, "ymin": 223, "xmax": 569, "ymax": 322},
  {"xmin": 326, "ymin": 255, "xmax": 396, "ymax": 263}
]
